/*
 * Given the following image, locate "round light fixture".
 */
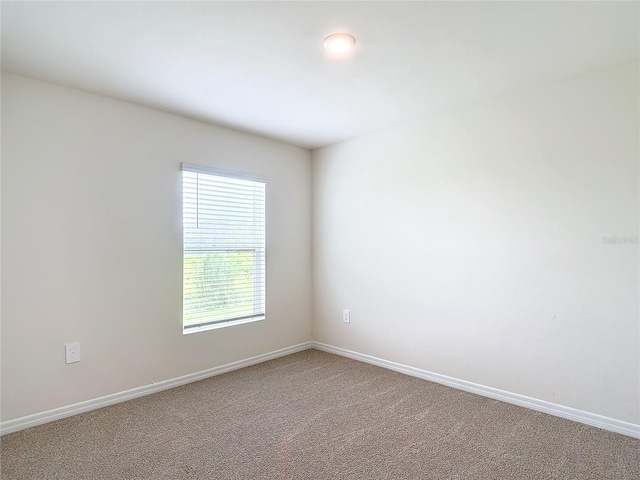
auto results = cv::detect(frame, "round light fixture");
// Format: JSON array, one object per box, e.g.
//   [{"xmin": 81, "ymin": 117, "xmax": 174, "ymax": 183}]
[{"xmin": 323, "ymin": 33, "xmax": 356, "ymax": 54}]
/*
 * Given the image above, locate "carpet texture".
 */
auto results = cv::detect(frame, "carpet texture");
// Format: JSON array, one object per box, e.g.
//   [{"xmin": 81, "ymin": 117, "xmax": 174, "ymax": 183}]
[{"xmin": 1, "ymin": 349, "xmax": 638, "ymax": 479}]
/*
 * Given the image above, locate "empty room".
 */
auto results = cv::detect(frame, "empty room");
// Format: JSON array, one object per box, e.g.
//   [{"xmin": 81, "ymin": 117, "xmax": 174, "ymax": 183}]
[{"xmin": 1, "ymin": 1, "xmax": 638, "ymax": 479}]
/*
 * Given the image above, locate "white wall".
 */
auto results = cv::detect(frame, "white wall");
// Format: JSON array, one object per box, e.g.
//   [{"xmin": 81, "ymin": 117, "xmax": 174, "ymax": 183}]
[
  {"xmin": 1, "ymin": 73, "xmax": 312, "ymax": 421},
  {"xmin": 312, "ymin": 62, "xmax": 639, "ymax": 424},
  {"xmin": 2, "ymin": 61, "xmax": 638, "ymax": 428}
]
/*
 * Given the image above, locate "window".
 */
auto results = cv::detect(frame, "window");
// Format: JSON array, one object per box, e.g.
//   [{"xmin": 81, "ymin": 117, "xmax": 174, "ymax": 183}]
[{"xmin": 182, "ymin": 164, "xmax": 265, "ymax": 333}]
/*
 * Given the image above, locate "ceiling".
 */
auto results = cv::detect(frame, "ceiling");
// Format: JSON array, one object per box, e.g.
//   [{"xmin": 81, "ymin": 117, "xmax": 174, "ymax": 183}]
[{"xmin": 2, "ymin": 1, "xmax": 638, "ymax": 150}]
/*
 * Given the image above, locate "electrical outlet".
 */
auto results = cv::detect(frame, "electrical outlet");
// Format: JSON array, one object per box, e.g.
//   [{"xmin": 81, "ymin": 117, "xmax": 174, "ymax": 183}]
[
  {"xmin": 343, "ymin": 309, "xmax": 350, "ymax": 324},
  {"xmin": 65, "ymin": 343, "xmax": 80, "ymax": 364}
]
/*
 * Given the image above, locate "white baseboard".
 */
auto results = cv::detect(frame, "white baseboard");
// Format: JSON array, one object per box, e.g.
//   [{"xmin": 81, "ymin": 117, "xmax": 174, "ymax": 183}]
[
  {"xmin": 0, "ymin": 341, "xmax": 312, "ymax": 436},
  {"xmin": 4, "ymin": 340, "xmax": 638, "ymax": 440},
  {"xmin": 311, "ymin": 341, "xmax": 640, "ymax": 439}
]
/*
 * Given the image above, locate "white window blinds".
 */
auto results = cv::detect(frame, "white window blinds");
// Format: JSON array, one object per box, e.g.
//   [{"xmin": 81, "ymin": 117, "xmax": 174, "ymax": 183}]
[{"xmin": 182, "ymin": 164, "xmax": 266, "ymax": 332}]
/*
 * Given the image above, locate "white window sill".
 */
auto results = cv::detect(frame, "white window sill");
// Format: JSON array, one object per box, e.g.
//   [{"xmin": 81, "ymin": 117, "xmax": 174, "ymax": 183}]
[{"xmin": 183, "ymin": 315, "xmax": 266, "ymax": 335}]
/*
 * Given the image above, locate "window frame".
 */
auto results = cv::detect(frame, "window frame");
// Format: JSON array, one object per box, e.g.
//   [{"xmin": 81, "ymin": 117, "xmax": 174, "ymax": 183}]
[{"xmin": 181, "ymin": 163, "xmax": 266, "ymax": 334}]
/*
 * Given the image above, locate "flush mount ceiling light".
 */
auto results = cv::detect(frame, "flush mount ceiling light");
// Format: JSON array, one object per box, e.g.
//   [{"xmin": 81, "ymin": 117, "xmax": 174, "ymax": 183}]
[{"xmin": 323, "ymin": 33, "xmax": 356, "ymax": 54}]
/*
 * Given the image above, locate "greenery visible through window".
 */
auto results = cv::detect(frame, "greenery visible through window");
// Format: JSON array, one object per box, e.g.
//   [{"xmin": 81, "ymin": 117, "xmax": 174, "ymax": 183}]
[{"xmin": 182, "ymin": 165, "xmax": 265, "ymax": 333}]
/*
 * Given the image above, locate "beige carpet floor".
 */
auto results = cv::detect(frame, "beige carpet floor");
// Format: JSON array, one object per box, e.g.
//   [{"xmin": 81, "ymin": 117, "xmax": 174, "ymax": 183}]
[{"xmin": 1, "ymin": 349, "xmax": 638, "ymax": 479}]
